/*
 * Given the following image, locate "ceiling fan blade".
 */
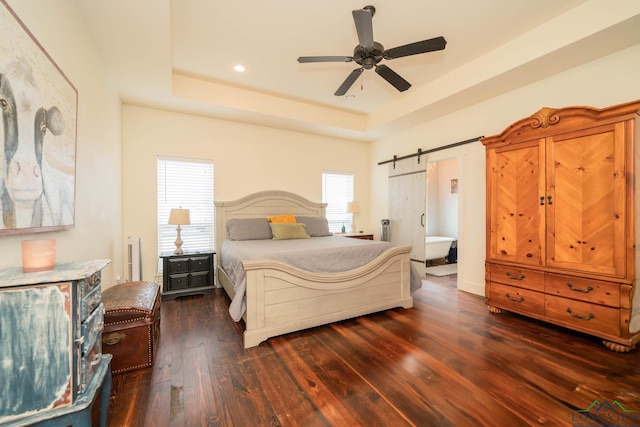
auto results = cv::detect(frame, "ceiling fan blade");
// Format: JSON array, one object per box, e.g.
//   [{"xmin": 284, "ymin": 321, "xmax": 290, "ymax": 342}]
[
  {"xmin": 375, "ymin": 65, "xmax": 411, "ymax": 92},
  {"xmin": 334, "ymin": 68, "xmax": 364, "ymax": 96},
  {"xmin": 352, "ymin": 8, "xmax": 374, "ymax": 49},
  {"xmin": 297, "ymin": 56, "xmax": 354, "ymax": 63},
  {"xmin": 384, "ymin": 36, "xmax": 447, "ymax": 60}
]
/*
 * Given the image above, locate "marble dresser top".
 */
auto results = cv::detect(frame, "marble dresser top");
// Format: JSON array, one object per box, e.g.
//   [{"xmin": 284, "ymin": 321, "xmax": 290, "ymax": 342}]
[{"xmin": 0, "ymin": 259, "xmax": 111, "ymax": 288}]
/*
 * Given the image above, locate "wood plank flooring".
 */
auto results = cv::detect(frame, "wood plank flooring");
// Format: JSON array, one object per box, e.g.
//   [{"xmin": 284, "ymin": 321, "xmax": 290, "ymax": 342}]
[{"xmin": 107, "ymin": 275, "xmax": 640, "ymax": 426}]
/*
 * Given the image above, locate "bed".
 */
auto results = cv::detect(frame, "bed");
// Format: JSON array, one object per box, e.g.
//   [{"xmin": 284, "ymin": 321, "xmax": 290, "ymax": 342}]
[{"xmin": 215, "ymin": 190, "xmax": 420, "ymax": 348}]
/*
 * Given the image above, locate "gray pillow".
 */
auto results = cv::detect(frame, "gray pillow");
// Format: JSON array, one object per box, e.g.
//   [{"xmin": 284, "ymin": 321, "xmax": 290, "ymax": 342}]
[
  {"xmin": 227, "ymin": 218, "xmax": 273, "ymax": 240},
  {"xmin": 295, "ymin": 216, "xmax": 332, "ymax": 237}
]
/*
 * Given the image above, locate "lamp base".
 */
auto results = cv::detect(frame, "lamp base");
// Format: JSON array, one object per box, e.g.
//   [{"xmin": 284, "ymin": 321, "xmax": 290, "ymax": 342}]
[{"xmin": 174, "ymin": 226, "xmax": 184, "ymax": 255}]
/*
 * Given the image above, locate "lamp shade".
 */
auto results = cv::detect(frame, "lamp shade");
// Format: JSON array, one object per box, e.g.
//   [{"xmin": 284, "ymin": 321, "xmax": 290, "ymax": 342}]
[
  {"xmin": 346, "ymin": 202, "xmax": 360, "ymax": 214},
  {"xmin": 168, "ymin": 208, "xmax": 190, "ymax": 225}
]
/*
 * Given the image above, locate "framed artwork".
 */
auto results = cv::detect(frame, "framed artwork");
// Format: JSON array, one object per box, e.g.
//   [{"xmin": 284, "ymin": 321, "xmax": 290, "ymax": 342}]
[
  {"xmin": 451, "ymin": 179, "xmax": 458, "ymax": 194},
  {"xmin": 0, "ymin": 0, "xmax": 77, "ymax": 236}
]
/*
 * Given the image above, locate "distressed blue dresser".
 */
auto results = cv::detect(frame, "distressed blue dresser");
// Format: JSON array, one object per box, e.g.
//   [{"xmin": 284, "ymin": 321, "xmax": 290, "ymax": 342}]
[{"xmin": 0, "ymin": 259, "xmax": 111, "ymax": 425}]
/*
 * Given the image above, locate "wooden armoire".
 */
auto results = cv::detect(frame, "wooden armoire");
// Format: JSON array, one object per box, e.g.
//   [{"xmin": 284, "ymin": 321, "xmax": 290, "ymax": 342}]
[{"xmin": 482, "ymin": 100, "xmax": 640, "ymax": 352}]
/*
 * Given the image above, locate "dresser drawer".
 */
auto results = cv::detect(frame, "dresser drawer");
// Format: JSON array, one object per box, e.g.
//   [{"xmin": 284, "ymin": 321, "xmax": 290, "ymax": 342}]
[
  {"xmin": 190, "ymin": 271, "xmax": 210, "ymax": 287},
  {"xmin": 489, "ymin": 264, "xmax": 545, "ymax": 291},
  {"xmin": 489, "ymin": 282, "xmax": 545, "ymax": 316},
  {"xmin": 167, "ymin": 257, "xmax": 190, "ymax": 274},
  {"xmin": 81, "ymin": 285, "xmax": 102, "ymax": 322},
  {"xmin": 190, "ymin": 255, "xmax": 211, "ymax": 273},
  {"xmin": 80, "ymin": 338, "xmax": 102, "ymax": 394},
  {"xmin": 77, "ymin": 270, "xmax": 101, "ymax": 302},
  {"xmin": 82, "ymin": 303, "xmax": 104, "ymax": 355},
  {"xmin": 169, "ymin": 274, "xmax": 189, "ymax": 291},
  {"xmin": 545, "ymin": 274, "xmax": 620, "ymax": 307},
  {"xmin": 545, "ymin": 295, "xmax": 620, "ymax": 336}
]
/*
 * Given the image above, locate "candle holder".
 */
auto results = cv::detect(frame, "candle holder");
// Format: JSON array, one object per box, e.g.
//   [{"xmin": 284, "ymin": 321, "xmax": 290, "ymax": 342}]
[{"xmin": 22, "ymin": 239, "xmax": 56, "ymax": 273}]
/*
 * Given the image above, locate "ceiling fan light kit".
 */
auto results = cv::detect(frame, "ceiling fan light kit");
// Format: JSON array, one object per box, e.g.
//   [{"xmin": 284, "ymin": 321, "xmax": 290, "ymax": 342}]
[{"xmin": 297, "ymin": 5, "xmax": 446, "ymax": 96}]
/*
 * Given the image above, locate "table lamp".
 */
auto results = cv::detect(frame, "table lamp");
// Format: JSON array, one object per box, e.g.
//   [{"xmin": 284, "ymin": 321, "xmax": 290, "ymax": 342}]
[
  {"xmin": 347, "ymin": 201, "xmax": 360, "ymax": 233},
  {"xmin": 168, "ymin": 208, "xmax": 190, "ymax": 254}
]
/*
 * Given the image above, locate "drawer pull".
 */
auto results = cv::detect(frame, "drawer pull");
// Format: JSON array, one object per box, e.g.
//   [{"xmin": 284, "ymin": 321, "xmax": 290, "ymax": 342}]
[
  {"xmin": 90, "ymin": 353, "xmax": 102, "ymax": 367},
  {"xmin": 506, "ymin": 271, "xmax": 525, "ymax": 281},
  {"xmin": 566, "ymin": 283, "xmax": 594, "ymax": 293},
  {"xmin": 89, "ymin": 272, "xmax": 101, "ymax": 286},
  {"xmin": 566, "ymin": 308, "xmax": 594, "ymax": 321},
  {"xmin": 505, "ymin": 293, "xmax": 524, "ymax": 303},
  {"xmin": 103, "ymin": 332, "xmax": 126, "ymax": 345}
]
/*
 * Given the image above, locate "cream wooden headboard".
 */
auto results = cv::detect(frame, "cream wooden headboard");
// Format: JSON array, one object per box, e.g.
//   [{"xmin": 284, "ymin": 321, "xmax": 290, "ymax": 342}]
[{"xmin": 214, "ymin": 190, "xmax": 327, "ymax": 255}]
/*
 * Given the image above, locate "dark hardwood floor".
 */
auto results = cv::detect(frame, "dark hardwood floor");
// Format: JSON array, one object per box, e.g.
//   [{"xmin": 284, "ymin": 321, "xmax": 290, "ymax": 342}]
[{"xmin": 107, "ymin": 274, "xmax": 640, "ymax": 426}]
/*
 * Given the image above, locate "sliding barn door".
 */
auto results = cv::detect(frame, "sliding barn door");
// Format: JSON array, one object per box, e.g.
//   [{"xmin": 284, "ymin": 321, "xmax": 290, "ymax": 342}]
[{"xmin": 388, "ymin": 159, "xmax": 426, "ymax": 273}]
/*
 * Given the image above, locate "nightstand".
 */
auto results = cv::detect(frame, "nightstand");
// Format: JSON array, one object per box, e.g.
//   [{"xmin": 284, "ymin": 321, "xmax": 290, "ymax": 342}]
[
  {"xmin": 160, "ymin": 251, "xmax": 215, "ymax": 300},
  {"xmin": 343, "ymin": 233, "xmax": 374, "ymax": 240}
]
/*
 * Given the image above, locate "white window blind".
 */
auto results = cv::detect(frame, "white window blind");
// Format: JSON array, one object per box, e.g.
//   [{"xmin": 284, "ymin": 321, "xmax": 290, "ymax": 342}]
[
  {"xmin": 322, "ymin": 171, "xmax": 354, "ymax": 233},
  {"xmin": 157, "ymin": 157, "xmax": 214, "ymax": 260}
]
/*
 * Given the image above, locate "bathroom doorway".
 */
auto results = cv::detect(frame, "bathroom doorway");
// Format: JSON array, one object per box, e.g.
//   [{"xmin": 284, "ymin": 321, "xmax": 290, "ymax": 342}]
[{"xmin": 425, "ymin": 157, "xmax": 459, "ymax": 279}]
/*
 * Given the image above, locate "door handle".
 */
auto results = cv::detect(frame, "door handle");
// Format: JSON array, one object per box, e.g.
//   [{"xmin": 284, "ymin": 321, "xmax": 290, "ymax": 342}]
[{"xmin": 420, "ymin": 213, "xmax": 425, "ymax": 227}]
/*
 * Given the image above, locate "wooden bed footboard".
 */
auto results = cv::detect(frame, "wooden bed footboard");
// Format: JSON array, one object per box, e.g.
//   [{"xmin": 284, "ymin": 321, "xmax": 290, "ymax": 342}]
[
  {"xmin": 215, "ymin": 191, "xmax": 415, "ymax": 349},
  {"xmin": 240, "ymin": 245, "xmax": 413, "ymax": 348}
]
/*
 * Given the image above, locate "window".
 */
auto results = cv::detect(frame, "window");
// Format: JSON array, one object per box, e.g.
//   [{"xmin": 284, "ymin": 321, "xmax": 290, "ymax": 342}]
[
  {"xmin": 157, "ymin": 157, "xmax": 214, "ymax": 261},
  {"xmin": 322, "ymin": 171, "xmax": 354, "ymax": 233}
]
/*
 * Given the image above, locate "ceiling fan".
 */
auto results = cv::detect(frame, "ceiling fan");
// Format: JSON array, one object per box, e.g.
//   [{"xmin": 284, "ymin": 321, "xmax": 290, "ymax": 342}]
[{"xmin": 297, "ymin": 5, "xmax": 447, "ymax": 96}]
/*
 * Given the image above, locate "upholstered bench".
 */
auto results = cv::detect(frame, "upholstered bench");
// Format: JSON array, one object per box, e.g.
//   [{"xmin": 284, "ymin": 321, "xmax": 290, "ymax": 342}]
[{"xmin": 102, "ymin": 281, "xmax": 161, "ymax": 374}]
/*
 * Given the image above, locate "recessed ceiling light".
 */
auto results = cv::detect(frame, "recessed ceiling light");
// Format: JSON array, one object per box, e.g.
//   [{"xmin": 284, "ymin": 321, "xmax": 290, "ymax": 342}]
[
  {"xmin": 345, "ymin": 94, "xmax": 356, "ymax": 100},
  {"xmin": 233, "ymin": 64, "xmax": 246, "ymax": 73}
]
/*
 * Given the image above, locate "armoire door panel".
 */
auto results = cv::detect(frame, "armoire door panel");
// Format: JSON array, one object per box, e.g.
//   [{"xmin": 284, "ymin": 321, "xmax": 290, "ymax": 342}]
[
  {"xmin": 546, "ymin": 123, "xmax": 626, "ymax": 276},
  {"xmin": 488, "ymin": 140, "xmax": 544, "ymax": 265}
]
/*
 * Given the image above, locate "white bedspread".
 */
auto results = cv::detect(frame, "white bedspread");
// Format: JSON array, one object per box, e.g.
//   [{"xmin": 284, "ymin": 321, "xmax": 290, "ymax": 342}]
[{"xmin": 221, "ymin": 236, "xmax": 422, "ymax": 321}]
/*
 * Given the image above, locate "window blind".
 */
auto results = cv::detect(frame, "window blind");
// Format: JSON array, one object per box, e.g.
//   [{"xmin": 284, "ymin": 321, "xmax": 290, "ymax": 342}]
[
  {"xmin": 322, "ymin": 171, "xmax": 354, "ymax": 233},
  {"xmin": 157, "ymin": 157, "xmax": 214, "ymax": 261}
]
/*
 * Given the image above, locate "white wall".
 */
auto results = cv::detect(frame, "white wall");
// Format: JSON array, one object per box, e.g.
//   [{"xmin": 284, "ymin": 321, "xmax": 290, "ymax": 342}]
[
  {"xmin": 370, "ymin": 44, "xmax": 640, "ymax": 296},
  {"xmin": 426, "ymin": 158, "xmax": 458, "ymax": 239},
  {"xmin": 121, "ymin": 105, "xmax": 372, "ymax": 283},
  {"xmin": 0, "ymin": 1, "xmax": 122, "ymax": 285},
  {"xmin": 438, "ymin": 159, "xmax": 458, "ymax": 239}
]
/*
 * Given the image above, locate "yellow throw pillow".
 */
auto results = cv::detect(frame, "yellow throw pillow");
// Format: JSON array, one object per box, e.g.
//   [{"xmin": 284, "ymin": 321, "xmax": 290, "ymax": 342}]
[
  {"xmin": 270, "ymin": 223, "xmax": 310, "ymax": 240},
  {"xmin": 267, "ymin": 214, "xmax": 297, "ymax": 224}
]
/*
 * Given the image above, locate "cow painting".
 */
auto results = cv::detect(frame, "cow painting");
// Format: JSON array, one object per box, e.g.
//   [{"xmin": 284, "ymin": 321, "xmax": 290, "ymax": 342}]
[
  {"xmin": 1, "ymin": 61, "xmax": 73, "ymax": 231},
  {"xmin": 1, "ymin": 1, "xmax": 77, "ymax": 235}
]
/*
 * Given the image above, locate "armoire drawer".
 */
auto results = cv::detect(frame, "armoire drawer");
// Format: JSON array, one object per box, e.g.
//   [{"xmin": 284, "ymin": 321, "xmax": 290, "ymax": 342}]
[
  {"xmin": 489, "ymin": 264, "xmax": 544, "ymax": 291},
  {"xmin": 489, "ymin": 282, "xmax": 545, "ymax": 316},
  {"xmin": 545, "ymin": 295, "xmax": 620, "ymax": 336},
  {"xmin": 545, "ymin": 274, "xmax": 620, "ymax": 307}
]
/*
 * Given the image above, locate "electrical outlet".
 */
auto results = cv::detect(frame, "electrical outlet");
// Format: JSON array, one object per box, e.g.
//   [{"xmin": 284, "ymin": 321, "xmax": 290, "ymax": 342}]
[{"xmin": 116, "ymin": 275, "xmax": 122, "ymax": 284}]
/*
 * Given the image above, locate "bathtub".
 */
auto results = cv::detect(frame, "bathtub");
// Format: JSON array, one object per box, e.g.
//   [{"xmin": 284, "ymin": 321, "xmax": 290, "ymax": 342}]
[{"xmin": 424, "ymin": 236, "xmax": 455, "ymax": 261}]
